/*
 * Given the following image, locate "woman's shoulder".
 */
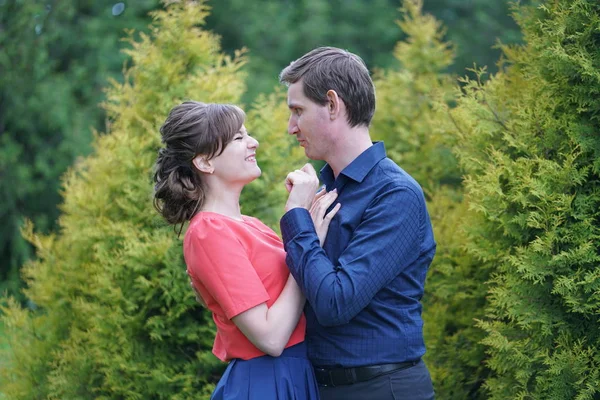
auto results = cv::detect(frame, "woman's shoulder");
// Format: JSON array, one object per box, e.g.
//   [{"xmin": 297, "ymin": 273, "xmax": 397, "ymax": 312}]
[
  {"xmin": 240, "ymin": 214, "xmax": 264, "ymax": 227},
  {"xmin": 185, "ymin": 212, "xmax": 242, "ymax": 243},
  {"xmin": 241, "ymin": 216, "xmax": 283, "ymax": 245},
  {"xmin": 185, "ymin": 212, "xmax": 280, "ymax": 245},
  {"xmin": 241, "ymin": 215, "xmax": 279, "ymax": 233},
  {"xmin": 186, "ymin": 212, "xmax": 270, "ymax": 238}
]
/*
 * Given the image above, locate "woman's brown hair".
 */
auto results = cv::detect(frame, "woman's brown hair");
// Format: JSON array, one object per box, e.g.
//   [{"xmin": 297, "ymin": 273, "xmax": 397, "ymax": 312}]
[{"xmin": 153, "ymin": 101, "xmax": 245, "ymax": 231}]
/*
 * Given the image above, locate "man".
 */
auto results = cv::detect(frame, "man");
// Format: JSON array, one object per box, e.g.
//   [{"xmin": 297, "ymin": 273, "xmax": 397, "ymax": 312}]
[{"xmin": 281, "ymin": 47, "xmax": 436, "ymax": 400}]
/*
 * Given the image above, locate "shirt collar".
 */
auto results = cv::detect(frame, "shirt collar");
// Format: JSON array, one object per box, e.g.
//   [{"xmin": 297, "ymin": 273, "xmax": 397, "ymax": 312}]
[{"xmin": 320, "ymin": 141, "xmax": 387, "ymax": 186}]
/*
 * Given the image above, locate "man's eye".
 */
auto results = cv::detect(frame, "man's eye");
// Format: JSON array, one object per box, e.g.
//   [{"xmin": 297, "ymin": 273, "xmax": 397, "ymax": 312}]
[{"xmin": 295, "ymin": 109, "xmax": 302, "ymax": 116}]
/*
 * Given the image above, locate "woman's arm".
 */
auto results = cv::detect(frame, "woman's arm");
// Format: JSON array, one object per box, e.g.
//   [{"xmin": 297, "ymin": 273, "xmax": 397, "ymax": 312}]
[{"xmin": 232, "ymin": 274, "xmax": 304, "ymax": 357}]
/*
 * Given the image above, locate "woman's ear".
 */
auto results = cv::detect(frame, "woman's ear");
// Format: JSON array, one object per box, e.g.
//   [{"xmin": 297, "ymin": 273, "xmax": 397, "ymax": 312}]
[
  {"xmin": 326, "ymin": 89, "xmax": 342, "ymax": 120},
  {"xmin": 192, "ymin": 155, "xmax": 214, "ymax": 174}
]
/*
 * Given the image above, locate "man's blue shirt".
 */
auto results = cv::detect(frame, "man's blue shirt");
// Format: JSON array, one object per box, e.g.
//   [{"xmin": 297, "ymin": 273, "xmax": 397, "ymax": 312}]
[{"xmin": 280, "ymin": 142, "xmax": 436, "ymax": 367}]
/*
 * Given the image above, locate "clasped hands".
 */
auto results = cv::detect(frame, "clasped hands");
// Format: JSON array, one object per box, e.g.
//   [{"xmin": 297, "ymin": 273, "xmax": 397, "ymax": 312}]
[{"xmin": 285, "ymin": 163, "xmax": 341, "ymax": 247}]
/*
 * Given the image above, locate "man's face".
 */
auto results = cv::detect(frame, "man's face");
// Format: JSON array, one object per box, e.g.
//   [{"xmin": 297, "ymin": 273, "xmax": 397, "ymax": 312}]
[{"xmin": 287, "ymin": 81, "xmax": 331, "ymax": 161}]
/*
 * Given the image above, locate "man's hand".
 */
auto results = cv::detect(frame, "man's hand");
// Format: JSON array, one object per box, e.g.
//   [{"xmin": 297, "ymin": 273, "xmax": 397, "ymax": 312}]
[{"xmin": 284, "ymin": 163, "xmax": 320, "ymax": 212}]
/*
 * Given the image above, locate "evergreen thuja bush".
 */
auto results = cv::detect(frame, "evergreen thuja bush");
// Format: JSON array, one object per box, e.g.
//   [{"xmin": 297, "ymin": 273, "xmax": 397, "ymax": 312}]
[
  {"xmin": 372, "ymin": 0, "xmax": 458, "ymax": 193},
  {"xmin": 0, "ymin": 1, "xmax": 263, "ymax": 398},
  {"xmin": 372, "ymin": 1, "xmax": 491, "ymax": 398},
  {"xmin": 449, "ymin": 1, "xmax": 600, "ymax": 398}
]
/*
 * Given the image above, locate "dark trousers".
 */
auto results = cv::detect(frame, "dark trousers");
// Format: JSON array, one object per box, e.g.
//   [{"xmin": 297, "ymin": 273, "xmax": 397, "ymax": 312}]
[{"xmin": 318, "ymin": 359, "xmax": 434, "ymax": 400}]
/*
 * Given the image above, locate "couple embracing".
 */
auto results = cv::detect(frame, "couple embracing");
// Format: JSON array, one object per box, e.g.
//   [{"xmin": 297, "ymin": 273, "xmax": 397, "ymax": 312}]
[{"xmin": 154, "ymin": 47, "xmax": 436, "ymax": 400}]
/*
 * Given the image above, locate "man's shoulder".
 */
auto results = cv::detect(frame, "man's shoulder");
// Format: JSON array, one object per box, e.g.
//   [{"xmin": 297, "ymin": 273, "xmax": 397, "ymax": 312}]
[{"xmin": 370, "ymin": 157, "xmax": 423, "ymax": 194}]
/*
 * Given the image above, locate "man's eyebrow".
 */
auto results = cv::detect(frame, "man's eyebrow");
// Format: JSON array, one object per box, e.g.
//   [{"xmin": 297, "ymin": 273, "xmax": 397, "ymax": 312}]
[{"xmin": 287, "ymin": 102, "xmax": 302, "ymax": 109}]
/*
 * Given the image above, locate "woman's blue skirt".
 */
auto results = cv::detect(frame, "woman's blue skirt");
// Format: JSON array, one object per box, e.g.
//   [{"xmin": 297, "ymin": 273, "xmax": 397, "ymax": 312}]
[{"xmin": 211, "ymin": 342, "xmax": 320, "ymax": 400}]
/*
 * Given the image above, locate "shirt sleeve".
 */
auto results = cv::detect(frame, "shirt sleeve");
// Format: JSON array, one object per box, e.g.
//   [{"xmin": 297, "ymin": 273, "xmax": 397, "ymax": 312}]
[
  {"xmin": 280, "ymin": 185, "xmax": 423, "ymax": 327},
  {"xmin": 185, "ymin": 218, "xmax": 270, "ymax": 319}
]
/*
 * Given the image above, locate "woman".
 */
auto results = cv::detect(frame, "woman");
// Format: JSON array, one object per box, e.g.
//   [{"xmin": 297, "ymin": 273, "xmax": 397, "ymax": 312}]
[{"xmin": 153, "ymin": 101, "xmax": 340, "ymax": 399}]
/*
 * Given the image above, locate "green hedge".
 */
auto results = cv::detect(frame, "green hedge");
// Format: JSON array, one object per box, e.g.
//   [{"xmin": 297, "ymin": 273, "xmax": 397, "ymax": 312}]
[{"xmin": 449, "ymin": 1, "xmax": 600, "ymax": 398}]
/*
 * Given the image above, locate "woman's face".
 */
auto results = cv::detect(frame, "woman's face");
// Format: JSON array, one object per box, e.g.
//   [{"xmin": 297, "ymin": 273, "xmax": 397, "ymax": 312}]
[{"xmin": 209, "ymin": 124, "xmax": 261, "ymax": 185}]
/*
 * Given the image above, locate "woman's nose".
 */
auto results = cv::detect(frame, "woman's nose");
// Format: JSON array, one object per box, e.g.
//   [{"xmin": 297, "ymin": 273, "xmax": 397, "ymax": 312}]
[{"xmin": 249, "ymin": 136, "xmax": 259, "ymax": 149}]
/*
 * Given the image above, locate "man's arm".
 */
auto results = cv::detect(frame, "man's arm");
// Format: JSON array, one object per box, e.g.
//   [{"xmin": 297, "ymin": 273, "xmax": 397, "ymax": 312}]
[{"xmin": 281, "ymin": 185, "xmax": 423, "ymax": 327}]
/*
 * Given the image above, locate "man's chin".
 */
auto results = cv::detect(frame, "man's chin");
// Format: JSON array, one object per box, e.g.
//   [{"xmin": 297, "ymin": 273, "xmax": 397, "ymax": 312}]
[
  {"xmin": 303, "ymin": 148, "xmax": 323, "ymax": 161},
  {"xmin": 303, "ymin": 147, "xmax": 314, "ymax": 159}
]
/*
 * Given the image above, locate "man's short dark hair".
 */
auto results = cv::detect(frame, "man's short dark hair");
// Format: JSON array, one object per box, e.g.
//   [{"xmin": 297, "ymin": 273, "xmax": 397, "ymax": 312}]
[{"xmin": 279, "ymin": 47, "xmax": 376, "ymax": 128}]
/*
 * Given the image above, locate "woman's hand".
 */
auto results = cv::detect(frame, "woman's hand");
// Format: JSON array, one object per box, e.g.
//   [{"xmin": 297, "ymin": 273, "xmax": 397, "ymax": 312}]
[{"xmin": 310, "ymin": 188, "xmax": 341, "ymax": 247}]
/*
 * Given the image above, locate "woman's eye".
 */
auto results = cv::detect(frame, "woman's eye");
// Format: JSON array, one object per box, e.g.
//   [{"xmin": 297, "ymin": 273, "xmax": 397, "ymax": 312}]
[{"xmin": 234, "ymin": 136, "xmax": 243, "ymax": 141}]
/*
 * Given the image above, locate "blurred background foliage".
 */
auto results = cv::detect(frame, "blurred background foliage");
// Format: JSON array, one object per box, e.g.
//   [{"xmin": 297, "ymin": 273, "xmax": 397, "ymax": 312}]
[
  {"xmin": 0, "ymin": 0, "xmax": 525, "ymax": 303},
  {"xmin": 7, "ymin": 1, "xmax": 599, "ymax": 399},
  {"xmin": 208, "ymin": 0, "xmax": 524, "ymax": 103},
  {"xmin": 0, "ymin": 0, "xmax": 158, "ymax": 302}
]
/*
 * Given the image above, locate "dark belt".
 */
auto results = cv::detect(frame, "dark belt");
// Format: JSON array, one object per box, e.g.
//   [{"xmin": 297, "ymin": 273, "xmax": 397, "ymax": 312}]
[{"xmin": 314, "ymin": 360, "xmax": 420, "ymax": 387}]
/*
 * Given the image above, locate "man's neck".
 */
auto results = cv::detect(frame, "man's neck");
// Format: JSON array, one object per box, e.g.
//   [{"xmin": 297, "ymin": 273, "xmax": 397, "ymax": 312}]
[{"xmin": 327, "ymin": 128, "xmax": 373, "ymax": 178}]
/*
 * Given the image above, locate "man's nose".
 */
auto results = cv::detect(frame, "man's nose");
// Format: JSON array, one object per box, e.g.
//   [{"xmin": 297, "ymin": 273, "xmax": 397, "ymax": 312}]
[{"xmin": 288, "ymin": 117, "xmax": 299, "ymax": 135}]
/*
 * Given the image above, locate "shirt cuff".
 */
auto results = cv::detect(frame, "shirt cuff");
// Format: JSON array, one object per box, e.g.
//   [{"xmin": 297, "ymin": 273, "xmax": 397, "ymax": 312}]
[{"xmin": 280, "ymin": 207, "xmax": 314, "ymax": 244}]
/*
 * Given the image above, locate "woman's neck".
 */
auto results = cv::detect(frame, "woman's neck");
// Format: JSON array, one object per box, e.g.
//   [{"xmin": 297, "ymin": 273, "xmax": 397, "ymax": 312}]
[{"xmin": 201, "ymin": 181, "xmax": 244, "ymax": 220}]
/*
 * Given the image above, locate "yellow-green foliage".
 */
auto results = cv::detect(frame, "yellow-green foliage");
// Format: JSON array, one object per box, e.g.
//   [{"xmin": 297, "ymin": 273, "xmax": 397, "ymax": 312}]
[
  {"xmin": 449, "ymin": 1, "xmax": 600, "ymax": 398},
  {"xmin": 372, "ymin": 0, "xmax": 458, "ymax": 193},
  {"xmin": 372, "ymin": 2, "xmax": 490, "ymax": 398},
  {"xmin": 0, "ymin": 1, "xmax": 252, "ymax": 398}
]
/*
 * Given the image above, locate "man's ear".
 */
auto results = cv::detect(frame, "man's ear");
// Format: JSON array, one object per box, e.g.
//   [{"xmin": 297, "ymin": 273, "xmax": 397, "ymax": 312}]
[
  {"xmin": 326, "ymin": 89, "xmax": 342, "ymax": 120},
  {"xmin": 192, "ymin": 155, "xmax": 214, "ymax": 174}
]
